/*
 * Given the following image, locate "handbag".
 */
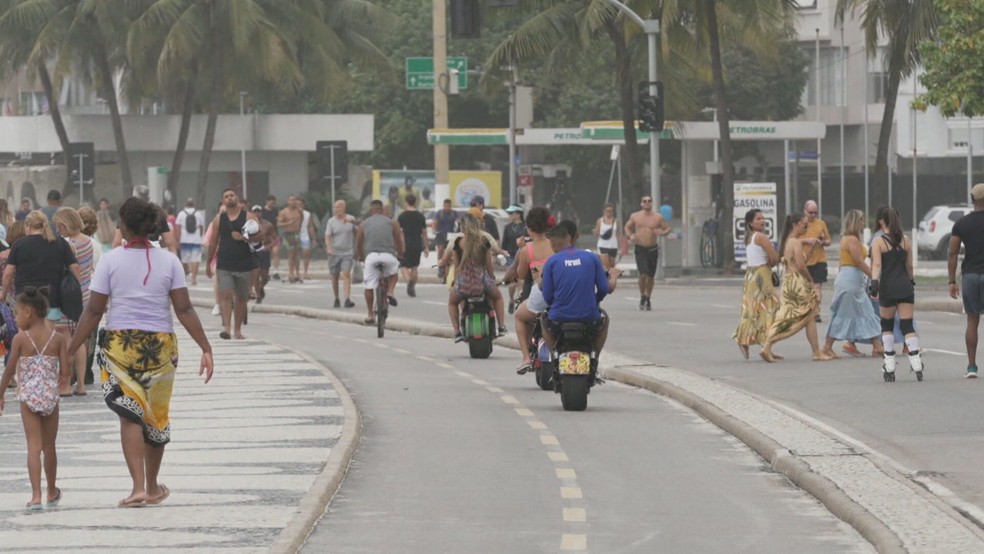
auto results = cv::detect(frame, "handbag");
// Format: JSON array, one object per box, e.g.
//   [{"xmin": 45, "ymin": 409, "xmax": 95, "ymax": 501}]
[
  {"xmin": 600, "ymin": 225, "xmax": 614, "ymax": 240},
  {"xmin": 60, "ymin": 267, "xmax": 84, "ymax": 322}
]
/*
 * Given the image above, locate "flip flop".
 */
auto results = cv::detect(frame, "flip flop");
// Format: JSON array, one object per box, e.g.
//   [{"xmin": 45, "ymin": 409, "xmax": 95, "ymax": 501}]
[
  {"xmin": 516, "ymin": 361, "xmax": 534, "ymax": 375},
  {"xmin": 219, "ymin": 331, "xmax": 231, "ymax": 340},
  {"xmin": 118, "ymin": 496, "xmax": 145, "ymax": 508},
  {"xmin": 45, "ymin": 488, "xmax": 61, "ymax": 508},
  {"xmin": 363, "ymin": 317, "xmax": 375, "ymax": 325},
  {"xmin": 145, "ymin": 484, "xmax": 170, "ymax": 506},
  {"xmin": 25, "ymin": 502, "xmax": 42, "ymax": 512}
]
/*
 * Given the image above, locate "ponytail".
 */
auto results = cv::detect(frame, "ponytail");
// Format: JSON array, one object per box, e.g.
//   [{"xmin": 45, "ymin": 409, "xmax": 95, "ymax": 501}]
[
  {"xmin": 24, "ymin": 210, "xmax": 55, "ymax": 242},
  {"xmin": 779, "ymin": 212, "xmax": 804, "ymax": 257},
  {"xmin": 883, "ymin": 207, "xmax": 904, "ymax": 246}
]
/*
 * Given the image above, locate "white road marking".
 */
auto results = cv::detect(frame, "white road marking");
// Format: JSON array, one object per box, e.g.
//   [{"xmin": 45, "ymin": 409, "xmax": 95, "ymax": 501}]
[
  {"xmin": 486, "ymin": 387, "xmax": 504, "ymax": 393},
  {"xmin": 540, "ymin": 435, "xmax": 560, "ymax": 446},
  {"xmin": 555, "ymin": 468, "xmax": 577, "ymax": 480},
  {"xmin": 667, "ymin": 322, "xmax": 698, "ymax": 327},
  {"xmin": 560, "ymin": 487, "xmax": 582, "ymax": 499},
  {"xmin": 563, "ymin": 508, "xmax": 586, "ymax": 522},
  {"xmin": 560, "ymin": 534, "xmax": 587, "ymax": 550},
  {"xmin": 924, "ymin": 348, "xmax": 964, "ymax": 356},
  {"xmin": 422, "ymin": 300, "xmax": 447, "ymax": 307},
  {"xmin": 711, "ymin": 304, "xmax": 733, "ymax": 309},
  {"xmin": 514, "ymin": 408, "xmax": 534, "ymax": 417},
  {"xmin": 528, "ymin": 421, "xmax": 548, "ymax": 430},
  {"xmin": 454, "ymin": 371, "xmax": 472, "ymax": 378},
  {"xmin": 500, "ymin": 395, "xmax": 520, "ymax": 404},
  {"xmin": 548, "ymin": 451, "xmax": 570, "ymax": 462}
]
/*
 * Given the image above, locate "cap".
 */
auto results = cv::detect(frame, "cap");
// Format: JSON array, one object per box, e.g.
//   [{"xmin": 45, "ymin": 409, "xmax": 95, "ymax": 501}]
[
  {"xmin": 251, "ymin": 205, "xmax": 263, "ymax": 212},
  {"xmin": 468, "ymin": 207, "xmax": 483, "ymax": 218},
  {"xmin": 973, "ymin": 183, "xmax": 984, "ymax": 202},
  {"xmin": 505, "ymin": 204, "xmax": 523, "ymax": 213},
  {"xmin": 469, "ymin": 195, "xmax": 485, "ymax": 207}
]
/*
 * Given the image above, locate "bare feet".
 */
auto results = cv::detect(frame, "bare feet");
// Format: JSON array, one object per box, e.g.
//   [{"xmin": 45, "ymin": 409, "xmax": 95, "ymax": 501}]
[
  {"xmin": 813, "ymin": 351, "xmax": 836, "ymax": 361},
  {"xmin": 759, "ymin": 350, "xmax": 777, "ymax": 363},
  {"xmin": 771, "ymin": 353, "xmax": 784, "ymax": 360},
  {"xmin": 738, "ymin": 344, "xmax": 749, "ymax": 360},
  {"xmin": 234, "ymin": 334, "xmax": 246, "ymax": 340},
  {"xmin": 819, "ymin": 349, "xmax": 840, "ymax": 360}
]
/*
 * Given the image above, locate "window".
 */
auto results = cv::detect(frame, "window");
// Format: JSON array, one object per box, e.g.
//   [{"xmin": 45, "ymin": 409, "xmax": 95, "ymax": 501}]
[
  {"xmin": 802, "ymin": 47, "xmax": 845, "ymax": 107},
  {"xmin": 866, "ymin": 47, "xmax": 889, "ymax": 103},
  {"xmin": 793, "ymin": 0, "xmax": 817, "ymax": 7},
  {"xmin": 18, "ymin": 91, "xmax": 47, "ymax": 115}
]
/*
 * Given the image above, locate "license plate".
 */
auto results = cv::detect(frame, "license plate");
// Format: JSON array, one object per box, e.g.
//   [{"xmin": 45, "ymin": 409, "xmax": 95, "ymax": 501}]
[{"xmin": 558, "ymin": 352, "xmax": 591, "ymax": 375}]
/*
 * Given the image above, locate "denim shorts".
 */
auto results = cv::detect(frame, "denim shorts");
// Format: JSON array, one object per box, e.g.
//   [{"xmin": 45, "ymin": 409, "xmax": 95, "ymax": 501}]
[{"xmin": 963, "ymin": 273, "xmax": 984, "ymax": 315}]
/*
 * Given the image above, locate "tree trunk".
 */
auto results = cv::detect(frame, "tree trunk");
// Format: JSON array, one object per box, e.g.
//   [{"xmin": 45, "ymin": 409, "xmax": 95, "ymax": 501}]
[
  {"xmin": 705, "ymin": 0, "xmax": 735, "ymax": 269},
  {"xmin": 37, "ymin": 63, "xmax": 71, "ymax": 155},
  {"xmin": 606, "ymin": 22, "xmax": 644, "ymax": 206},
  {"xmin": 872, "ymin": 63, "xmax": 903, "ymax": 210},
  {"xmin": 196, "ymin": 98, "xmax": 220, "ymax": 208},
  {"xmin": 92, "ymin": 42, "xmax": 133, "ymax": 198},
  {"xmin": 168, "ymin": 80, "xmax": 195, "ymax": 200}
]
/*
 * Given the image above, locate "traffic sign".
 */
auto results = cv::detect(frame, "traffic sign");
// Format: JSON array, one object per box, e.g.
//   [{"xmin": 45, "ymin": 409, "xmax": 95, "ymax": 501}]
[{"xmin": 406, "ymin": 57, "xmax": 468, "ymax": 90}]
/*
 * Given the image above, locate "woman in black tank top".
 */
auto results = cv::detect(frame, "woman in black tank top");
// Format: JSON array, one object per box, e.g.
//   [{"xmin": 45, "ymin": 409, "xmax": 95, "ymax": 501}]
[{"xmin": 870, "ymin": 208, "xmax": 922, "ymax": 381}]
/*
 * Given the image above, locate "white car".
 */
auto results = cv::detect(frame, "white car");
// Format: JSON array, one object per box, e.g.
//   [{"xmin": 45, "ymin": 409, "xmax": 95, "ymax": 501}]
[
  {"xmin": 424, "ymin": 207, "xmax": 510, "ymax": 245},
  {"xmin": 916, "ymin": 203, "xmax": 971, "ymax": 260}
]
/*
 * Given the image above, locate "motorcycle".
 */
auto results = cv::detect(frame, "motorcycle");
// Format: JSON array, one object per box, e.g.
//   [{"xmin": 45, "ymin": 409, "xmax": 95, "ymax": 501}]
[
  {"xmin": 549, "ymin": 321, "xmax": 598, "ymax": 411},
  {"xmin": 528, "ymin": 318, "xmax": 554, "ymax": 391},
  {"xmin": 460, "ymin": 295, "xmax": 497, "ymax": 359}
]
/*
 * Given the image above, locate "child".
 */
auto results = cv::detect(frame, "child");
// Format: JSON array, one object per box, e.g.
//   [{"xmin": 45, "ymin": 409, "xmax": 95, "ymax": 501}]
[{"xmin": 0, "ymin": 286, "xmax": 70, "ymax": 511}]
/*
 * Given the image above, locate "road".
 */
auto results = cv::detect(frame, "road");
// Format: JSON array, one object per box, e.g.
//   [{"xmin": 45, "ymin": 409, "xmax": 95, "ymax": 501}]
[{"xmin": 236, "ymin": 311, "xmax": 870, "ymax": 553}]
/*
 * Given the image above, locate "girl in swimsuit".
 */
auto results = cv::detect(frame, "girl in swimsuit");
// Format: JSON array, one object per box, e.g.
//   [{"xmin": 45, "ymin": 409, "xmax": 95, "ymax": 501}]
[{"xmin": 0, "ymin": 286, "xmax": 70, "ymax": 511}]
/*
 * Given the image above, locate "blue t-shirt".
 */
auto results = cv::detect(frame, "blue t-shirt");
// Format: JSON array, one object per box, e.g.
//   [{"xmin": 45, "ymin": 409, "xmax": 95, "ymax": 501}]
[{"xmin": 541, "ymin": 248, "xmax": 608, "ymax": 322}]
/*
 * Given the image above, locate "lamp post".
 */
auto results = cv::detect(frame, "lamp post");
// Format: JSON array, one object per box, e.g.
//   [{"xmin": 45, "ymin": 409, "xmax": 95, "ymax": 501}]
[{"xmin": 239, "ymin": 92, "xmax": 248, "ymax": 201}]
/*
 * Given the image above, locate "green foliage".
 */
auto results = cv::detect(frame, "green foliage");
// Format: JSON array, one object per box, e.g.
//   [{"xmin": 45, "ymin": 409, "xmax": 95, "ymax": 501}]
[{"xmin": 917, "ymin": 0, "xmax": 984, "ymax": 117}]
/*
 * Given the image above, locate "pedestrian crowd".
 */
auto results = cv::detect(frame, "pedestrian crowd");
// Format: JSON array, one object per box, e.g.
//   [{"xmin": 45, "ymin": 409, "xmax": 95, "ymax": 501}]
[{"xmin": 734, "ymin": 189, "xmax": 984, "ymax": 382}]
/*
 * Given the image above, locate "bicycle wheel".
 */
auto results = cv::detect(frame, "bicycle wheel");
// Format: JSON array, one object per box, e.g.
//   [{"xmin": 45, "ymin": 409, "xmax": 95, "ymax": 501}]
[{"xmin": 376, "ymin": 285, "xmax": 386, "ymax": 338}]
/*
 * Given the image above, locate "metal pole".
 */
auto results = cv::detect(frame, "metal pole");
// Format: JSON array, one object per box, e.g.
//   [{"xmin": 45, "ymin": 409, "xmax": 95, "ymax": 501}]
[
  {"xmin": 508, "ymin": 63, "xmax": 517, "ymax": 206},
  {"xmin": 76, "ymin": 154, "xmax": 84, "ymax": 207},
  {"xmin": 912, "ymin": 77, "xmax": 918, "ymax": 231},
  {"xmin": 647, "ymin": 29, "xmax": 660, "ymax": 204},
  {"xmin": 784, "ymin": 139, "xmax": 791, "ymax": 217},
  {"xmin": 712, "ymin": 108, "xmax": 718, "ymax": 164},
  {"xmin": 840, "ymin": 24, "xmax": 845, "ymax": 217},
  {"xmin": 329, "ymin": 147, "xmax": 337, "ymax": 206},
  {"xmin": 969, "ymin": 113, "xmax": 974, "ymax": 202},
  {"xmin": 864, "ymin": 43, "xmax": 869, "ymax": 219},
  {"xmin": 816, "ymin": 28, "xmax": 822, "ymax": 214},
  {"xmin": 240, "ymin": 92, "xmax": 247, "ymax": 201},
  {"xmin": 433, "ymin": 0, "xmax": 450, "ymax": 196}
]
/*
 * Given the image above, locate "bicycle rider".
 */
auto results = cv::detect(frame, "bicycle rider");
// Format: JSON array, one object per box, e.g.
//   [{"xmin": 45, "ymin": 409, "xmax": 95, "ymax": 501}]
[{"xmin": 355, "ymin": 199, "xmax": 404, "ymax": 325}]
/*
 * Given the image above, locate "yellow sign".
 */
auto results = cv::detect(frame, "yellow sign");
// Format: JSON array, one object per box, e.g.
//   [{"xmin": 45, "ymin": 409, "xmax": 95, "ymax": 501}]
[
  {"xmin": 449, "ymin": 171, "xmax": 502, "ymax": 208},
  {"xmin": 372, "ymin": 170, "xmax": 503, "ymax": 210}
]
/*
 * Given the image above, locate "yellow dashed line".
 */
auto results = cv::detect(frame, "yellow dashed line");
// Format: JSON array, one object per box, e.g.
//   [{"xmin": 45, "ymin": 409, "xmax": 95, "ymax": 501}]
[
  {"xmin": 560, "ymin": 486, "xmax": 583, "ymax": 500},
  {"xmin": 486, "ymin": 387, "xmax": 504, "ymax": 393},
  {"xmin": 540, "ymin": 435, "xmax": 560, "ymax": 446},
  {"xmin": 560, "ymin": 534, "xmax": 587, "ymax": 550},
  {"xmin": 514, "ymin": 408, "xmax": 534, "ymax": 417},
  {"xmin": 555, "ymin": 468, "xmax": 577, "ymax": 480},
  {"xmin": 374, "ymin": 343, "xmax": 391, "ymax": 349},
  {"xmin": 416, "ymin": 355, "xmax": 434, "ymax": 362},
  {"xmin": 563, "ymin": 508, "xmax": 586, "ymax": 522},
  {"xmin": 471, "ymin": 379, "xmax": 490, "ymax": 386},
  {"xmin": 548, "ymin": 451, "xmax": 570, "ymax": 462},
  {"xmin": 437, "ymin": 362, "xmax": 454, "ymax": 369},
  {"xmin": 500, "ymin": 395, "xmax": 520, "ymax": 404},
  {"xmin": 528, "ymin": 421, "xmax": 547, "ymax": 430}
]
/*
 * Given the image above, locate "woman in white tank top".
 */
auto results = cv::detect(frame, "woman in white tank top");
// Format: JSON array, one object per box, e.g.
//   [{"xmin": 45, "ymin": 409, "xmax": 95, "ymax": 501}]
[
  {"xmin": 733, "ymin": 209, "xmax": 780, "ymax": 360},
  {"xmin": 594, "ymin": 204, "xmax": 622, "ymax": 270}
]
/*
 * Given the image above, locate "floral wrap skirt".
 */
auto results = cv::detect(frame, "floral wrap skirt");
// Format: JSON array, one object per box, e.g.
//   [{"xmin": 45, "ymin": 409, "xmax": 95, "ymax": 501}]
[
  {"xmin": 733, "ymin": 265, "xmax": 778, "ymax": 347},
  {"xmin": 766, "ymin": 269, "xmax": 819, "ymax": 344}
]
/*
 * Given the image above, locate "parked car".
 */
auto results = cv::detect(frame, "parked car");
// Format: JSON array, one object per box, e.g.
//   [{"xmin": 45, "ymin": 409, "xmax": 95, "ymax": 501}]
[
  {"xmin": 424, "ymin": 207, "xmax": 509, "ymax": 246},
  {"xmin": 916, "ymin": 203, "xmax": 971, "ymax": 260}
]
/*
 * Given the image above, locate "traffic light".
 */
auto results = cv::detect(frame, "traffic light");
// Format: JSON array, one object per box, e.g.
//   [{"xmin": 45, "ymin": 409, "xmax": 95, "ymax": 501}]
[
  {"xmin": 638, "ymin": 81, "xmax": 664, "ymax": 132},
  {"xmin": 450, "ymin": 0, "xmax": 480, "ymax": 38}
]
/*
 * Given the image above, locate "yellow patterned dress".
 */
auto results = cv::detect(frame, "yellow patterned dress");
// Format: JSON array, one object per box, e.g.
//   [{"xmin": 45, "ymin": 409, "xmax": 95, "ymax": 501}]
[
  {"xmin": 733, "ymin": 265, "xmax": 778, "ymax": 347},
  {"xmin": 765, "ymin": 266, "xmax": 819, "ymax": 344},
  {"xmin": 97, "ymin": 330, "xmax": 178, "ymax": 447}
]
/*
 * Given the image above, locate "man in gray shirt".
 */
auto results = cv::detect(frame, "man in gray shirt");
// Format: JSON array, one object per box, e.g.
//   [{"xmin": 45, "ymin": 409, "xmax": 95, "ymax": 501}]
[
  {"xmin": 325, "ymin": 199, "xmax": 358, "ymax": 309},
  {"xmin": 355, "ymin": 199, "xmax": 404, "ymax": 324}
]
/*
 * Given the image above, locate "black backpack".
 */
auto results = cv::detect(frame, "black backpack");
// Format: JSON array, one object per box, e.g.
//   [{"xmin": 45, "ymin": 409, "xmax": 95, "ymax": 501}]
[{"xmin": 184, "ymin": 209, "xmax": 198, "ymax": 234}]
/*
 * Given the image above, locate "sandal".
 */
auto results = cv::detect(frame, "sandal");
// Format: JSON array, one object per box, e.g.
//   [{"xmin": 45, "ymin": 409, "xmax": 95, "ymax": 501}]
[
  {"xmin": 363, "ymin": 317, "xmax": 375, "ymax": 325},
  {"xmin": 841, "ymin": 344, "xmax": 864, "ymax": 357},
  {"xmin": 146, "ymin": 484, "xmax": 170, "ymax": 505},
  {"xmin": 516, "ymin": 361, "xmax": 534, "ymax": 375}
]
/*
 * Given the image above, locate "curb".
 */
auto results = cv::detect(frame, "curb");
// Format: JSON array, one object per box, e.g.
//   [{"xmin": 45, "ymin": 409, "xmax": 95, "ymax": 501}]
[
  {"xmin": 202, "ymin": 298, "xmax": 978, "ymax": 551},
  {"xmin": 263, "ymin": 341, "xmax": 363, "ymax": 554}
]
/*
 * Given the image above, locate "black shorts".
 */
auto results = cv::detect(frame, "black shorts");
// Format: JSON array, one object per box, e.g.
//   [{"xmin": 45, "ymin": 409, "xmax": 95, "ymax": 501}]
[
  {"xmin": 400, "ymin": 247, "xmax": 422, "ymax": 268},
  {"xmin": 599, "ymin": 247, "xmax": 618, "ymax": 259},
  {"xmin": 635, "ymin": 245, "xmax": 659, "ymax": 277},
  {"xmin": 807, "ymin": 262, "xmax": 828, "ymax": 284},
  {"xmin": 256, "ymin": 251, "xmax": 271, "ymax": 271},
  {"xmin": 879, "ymin": 294, "xmax": 915, "ymax": 308},
  {"xmin": 435, "ymin": 233, "xmax": 449, "ymax": 247}
]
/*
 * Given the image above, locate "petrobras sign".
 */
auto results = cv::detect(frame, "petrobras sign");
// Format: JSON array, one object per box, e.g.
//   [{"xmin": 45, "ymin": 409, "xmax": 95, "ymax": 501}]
[{"xmin": 733, "ymin": 182, "xmax": 777, "ymax": 263}]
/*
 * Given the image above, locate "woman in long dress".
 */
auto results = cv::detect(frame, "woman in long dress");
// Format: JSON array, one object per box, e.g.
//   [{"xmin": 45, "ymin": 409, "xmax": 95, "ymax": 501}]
[
  {"xmin": 821, "ymin": 209, "xmax": 882, "ymax": 358},
  {"xmin": 760, "ymin": 212, "xmax": 834, "ymax": 362},
  {"xmin": 733, "ymin": 209, "xmax": 780, "ymax": 359}
]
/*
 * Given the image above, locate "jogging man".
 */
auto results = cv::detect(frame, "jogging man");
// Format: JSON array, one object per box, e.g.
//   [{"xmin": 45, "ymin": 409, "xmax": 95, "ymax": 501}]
[
  {"xmin": 624, "ymin": 195, "xmax": 670, "ymax": 311},
  {"xmin": 325, "ymin": 199, "xmax": 357, "ymax": 309},
  {"xmin": 277, "ymin": 194, "xmax": 303, "ymax": 283},
  {"xmin": 261, "ymin": 195, "xmax": 281, "ymax": 279},
  {"xmin": 206, "ymin": 189, "xmax": 257, "ymax": 340},
  {"xmin": 397, "ymin": 194, "xmax": 428, "ymax": 297},
  {"xmin": 356, "ymin": 199, "xmax": 404, "ymax": 324},
  {"xmin": 433, "ymin": 198, "xmax": 459, "ymax": 280},
  {"xmin": 949, "ymin": 183, "xmax": 984, "ymax": 378},
  {"xmin": 175, "ymin": 198, "xmax": 204, "ymax": 285}
]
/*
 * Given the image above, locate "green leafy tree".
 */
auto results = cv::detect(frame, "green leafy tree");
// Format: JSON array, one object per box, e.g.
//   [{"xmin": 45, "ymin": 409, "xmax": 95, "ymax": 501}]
[
  {"xmin": 916, "ymin": 0, "xmax": 984, "ymax": 117},
  {"xmin": 836, "ymin": 0, "xmax": 940, "ymax": 209}
]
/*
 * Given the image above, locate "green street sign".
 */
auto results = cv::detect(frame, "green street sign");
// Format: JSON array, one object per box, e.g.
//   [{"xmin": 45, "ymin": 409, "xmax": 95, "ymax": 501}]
[{"xmin": 406, "ymin": 56, "xmax": 468, "ymax": 90}]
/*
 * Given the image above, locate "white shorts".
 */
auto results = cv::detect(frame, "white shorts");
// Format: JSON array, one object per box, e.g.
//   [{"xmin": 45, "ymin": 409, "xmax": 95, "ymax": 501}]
[
  {"xmin": 527, "ymin": 283, "xmax": 548, "ymax": 313},
  {"xmin": 364, "ymin": 252, "xmax": 399, "ymax": 289}
]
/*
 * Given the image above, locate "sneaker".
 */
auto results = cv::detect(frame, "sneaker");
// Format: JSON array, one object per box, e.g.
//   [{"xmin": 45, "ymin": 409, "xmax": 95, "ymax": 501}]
[
  {"xmin": 967, "ymin": 365, "xmax": 978, "ymax": 379},
  {"xmin": 333, "ymin": 298, "xmax": 341, "ymax": 309},
  {"xmin": 387, "ymin": 295, "xmax": 398, "ymax": 307},
  {"xmin": 639, "ymin": 296, "xmax": 646, "ymax": 311},
  {"xmin": 210, "ymin": 304, "xmax": 220, "ymax": 316},
  {"xmin": 344, "ymin": 299, "xmax": 356, "ymax": 308},
  {"xmin": 645, "ymin": 298, "xmax": 652, "ymax": 311},
  {"xmin": 453, "ymin": 333, "xmax": 465, "ymax": 344},
  {"xmin": 272, "ymin": 272, "xmax": 281, "ymax": 281},
  {"xmin": 508, "ymin": 301, "xmax": 515, "ymax": 315},
  {"xmin": 497, "ymin": 326, "xmax": 508, "ymax": 337},
  {"xmin": 407, "ymin": 281, "xmax": 416, "ymax": 297}
]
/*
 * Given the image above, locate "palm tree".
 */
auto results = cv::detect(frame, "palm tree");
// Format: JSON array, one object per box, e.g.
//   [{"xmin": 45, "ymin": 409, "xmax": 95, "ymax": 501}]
[{"xmin": 836, "ymin": 0, "xmax": 940, "ymax": 209}]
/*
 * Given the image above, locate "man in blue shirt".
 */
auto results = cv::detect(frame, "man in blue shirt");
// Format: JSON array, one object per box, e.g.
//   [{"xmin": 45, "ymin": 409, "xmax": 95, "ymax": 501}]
[{"xmin": 541, "ymin": 221, "xmax": 610, "ymax": 356}]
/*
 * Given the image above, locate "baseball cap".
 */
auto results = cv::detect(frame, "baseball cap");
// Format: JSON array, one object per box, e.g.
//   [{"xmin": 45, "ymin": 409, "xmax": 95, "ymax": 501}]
[
  {"xmin": 505, "ymin": 204, "xmax": 523, "ymax": 213},
  {"xmin": 251, "ymin": 204, "xmax": 263, "ymax": 212},
  {"xmin": 973, "ymin": 183, "xmax": 984, "ymax": 202}
]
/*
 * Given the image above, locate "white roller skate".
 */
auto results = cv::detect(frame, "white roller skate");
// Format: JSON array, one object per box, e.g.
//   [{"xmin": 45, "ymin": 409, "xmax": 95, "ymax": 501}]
[
  {"xmin": 882, "ymin": 352, "xmax": 896, "ymax": 382},
  {"xmin": 908, "ymin": 350, "xmax": 924, "ymax": 382}
]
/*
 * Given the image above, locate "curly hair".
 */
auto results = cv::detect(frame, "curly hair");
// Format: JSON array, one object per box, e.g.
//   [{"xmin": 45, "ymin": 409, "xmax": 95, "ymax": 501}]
[
  {"xmin": 118, "ymin": 197, "xmax": 159, "ymax": 238},
  {"xmin": 524, "ymin": 206, "xmax": 552, "ymax": 234},
  {"xmin": 17, "ymin": 286, "xmax": 51, "ymax": 318}
]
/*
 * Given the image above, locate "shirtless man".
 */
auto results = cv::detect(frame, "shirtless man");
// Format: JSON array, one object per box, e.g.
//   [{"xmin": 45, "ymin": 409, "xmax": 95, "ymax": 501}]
[
  {"xmin": 250, "ymin": 204, "xmax": 277, "ymax": 303},
  {"xmin": 624, "ymin": 195, "xmax": 671, "ymax": 311},
  {"xmin": 277, "ymin": 194, "xmax": 304, "ymax": 283}
]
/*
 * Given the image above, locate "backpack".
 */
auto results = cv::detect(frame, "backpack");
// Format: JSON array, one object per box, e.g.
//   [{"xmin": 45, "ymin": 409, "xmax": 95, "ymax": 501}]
[
  {"xmin": 60, "ymin": 267, "xmax": 84, "ymax": 322},
  {"xmin": 184, "ymin": 209, "xmax": 198, "ymax": 234}
]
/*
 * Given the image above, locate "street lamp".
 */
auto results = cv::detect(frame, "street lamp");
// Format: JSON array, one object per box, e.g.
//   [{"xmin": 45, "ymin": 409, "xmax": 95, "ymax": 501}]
[
  {"xmin": 700, "ymin": 107, "xmax": 718, "ymax": 165},
  {"xmin": 240, "ymin": 91, "xmax": 248, "ymax": 201}
]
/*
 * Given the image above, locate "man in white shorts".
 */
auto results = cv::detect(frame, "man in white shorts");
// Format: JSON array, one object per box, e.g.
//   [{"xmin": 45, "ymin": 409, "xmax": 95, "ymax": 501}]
[
  {"xmin": 325, "ymin": 199, "xmax": 357, "ymax": 308},
  {"xmin": 174, "ymin": 198, "xmax": 204, "ymax": 285},
  {"xmin": 355, "ymin": 199, "xmax": 404, "ymax": 324}
]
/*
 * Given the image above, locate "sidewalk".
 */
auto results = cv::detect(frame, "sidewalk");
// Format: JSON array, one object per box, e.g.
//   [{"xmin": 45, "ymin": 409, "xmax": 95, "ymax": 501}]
[
  {"xmin": 191, "ymin": 295, "xmax": 984, "ymax": 552},
  {"xmin": 0, "ymin": 330, "xmax": 358, "ymax": 553}
]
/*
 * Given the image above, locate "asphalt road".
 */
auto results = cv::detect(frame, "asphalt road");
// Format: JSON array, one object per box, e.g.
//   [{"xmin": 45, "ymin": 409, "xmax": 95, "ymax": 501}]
[{"xmin": 237, "ymin": 312, "xmax": 870, "ymax": 553}]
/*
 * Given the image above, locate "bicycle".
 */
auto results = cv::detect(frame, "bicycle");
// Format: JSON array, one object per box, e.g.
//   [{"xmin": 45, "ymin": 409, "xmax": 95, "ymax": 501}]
[{"xmin": 373, "ymin": 261, "xmax": 388, "ymax": 338}]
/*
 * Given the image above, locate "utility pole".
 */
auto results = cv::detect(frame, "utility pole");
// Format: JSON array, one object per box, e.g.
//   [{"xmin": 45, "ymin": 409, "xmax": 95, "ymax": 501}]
[
  {"xmin": 433, "ymin": 0, "xmax": 450, "ymax": 202},
  {"xmin": 508, "ymin": 62, "xmax": 517, "ymax": 206},
  {"xmin": 240, "ymin": 92, "xmax": 248, "ymax": 201}
]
